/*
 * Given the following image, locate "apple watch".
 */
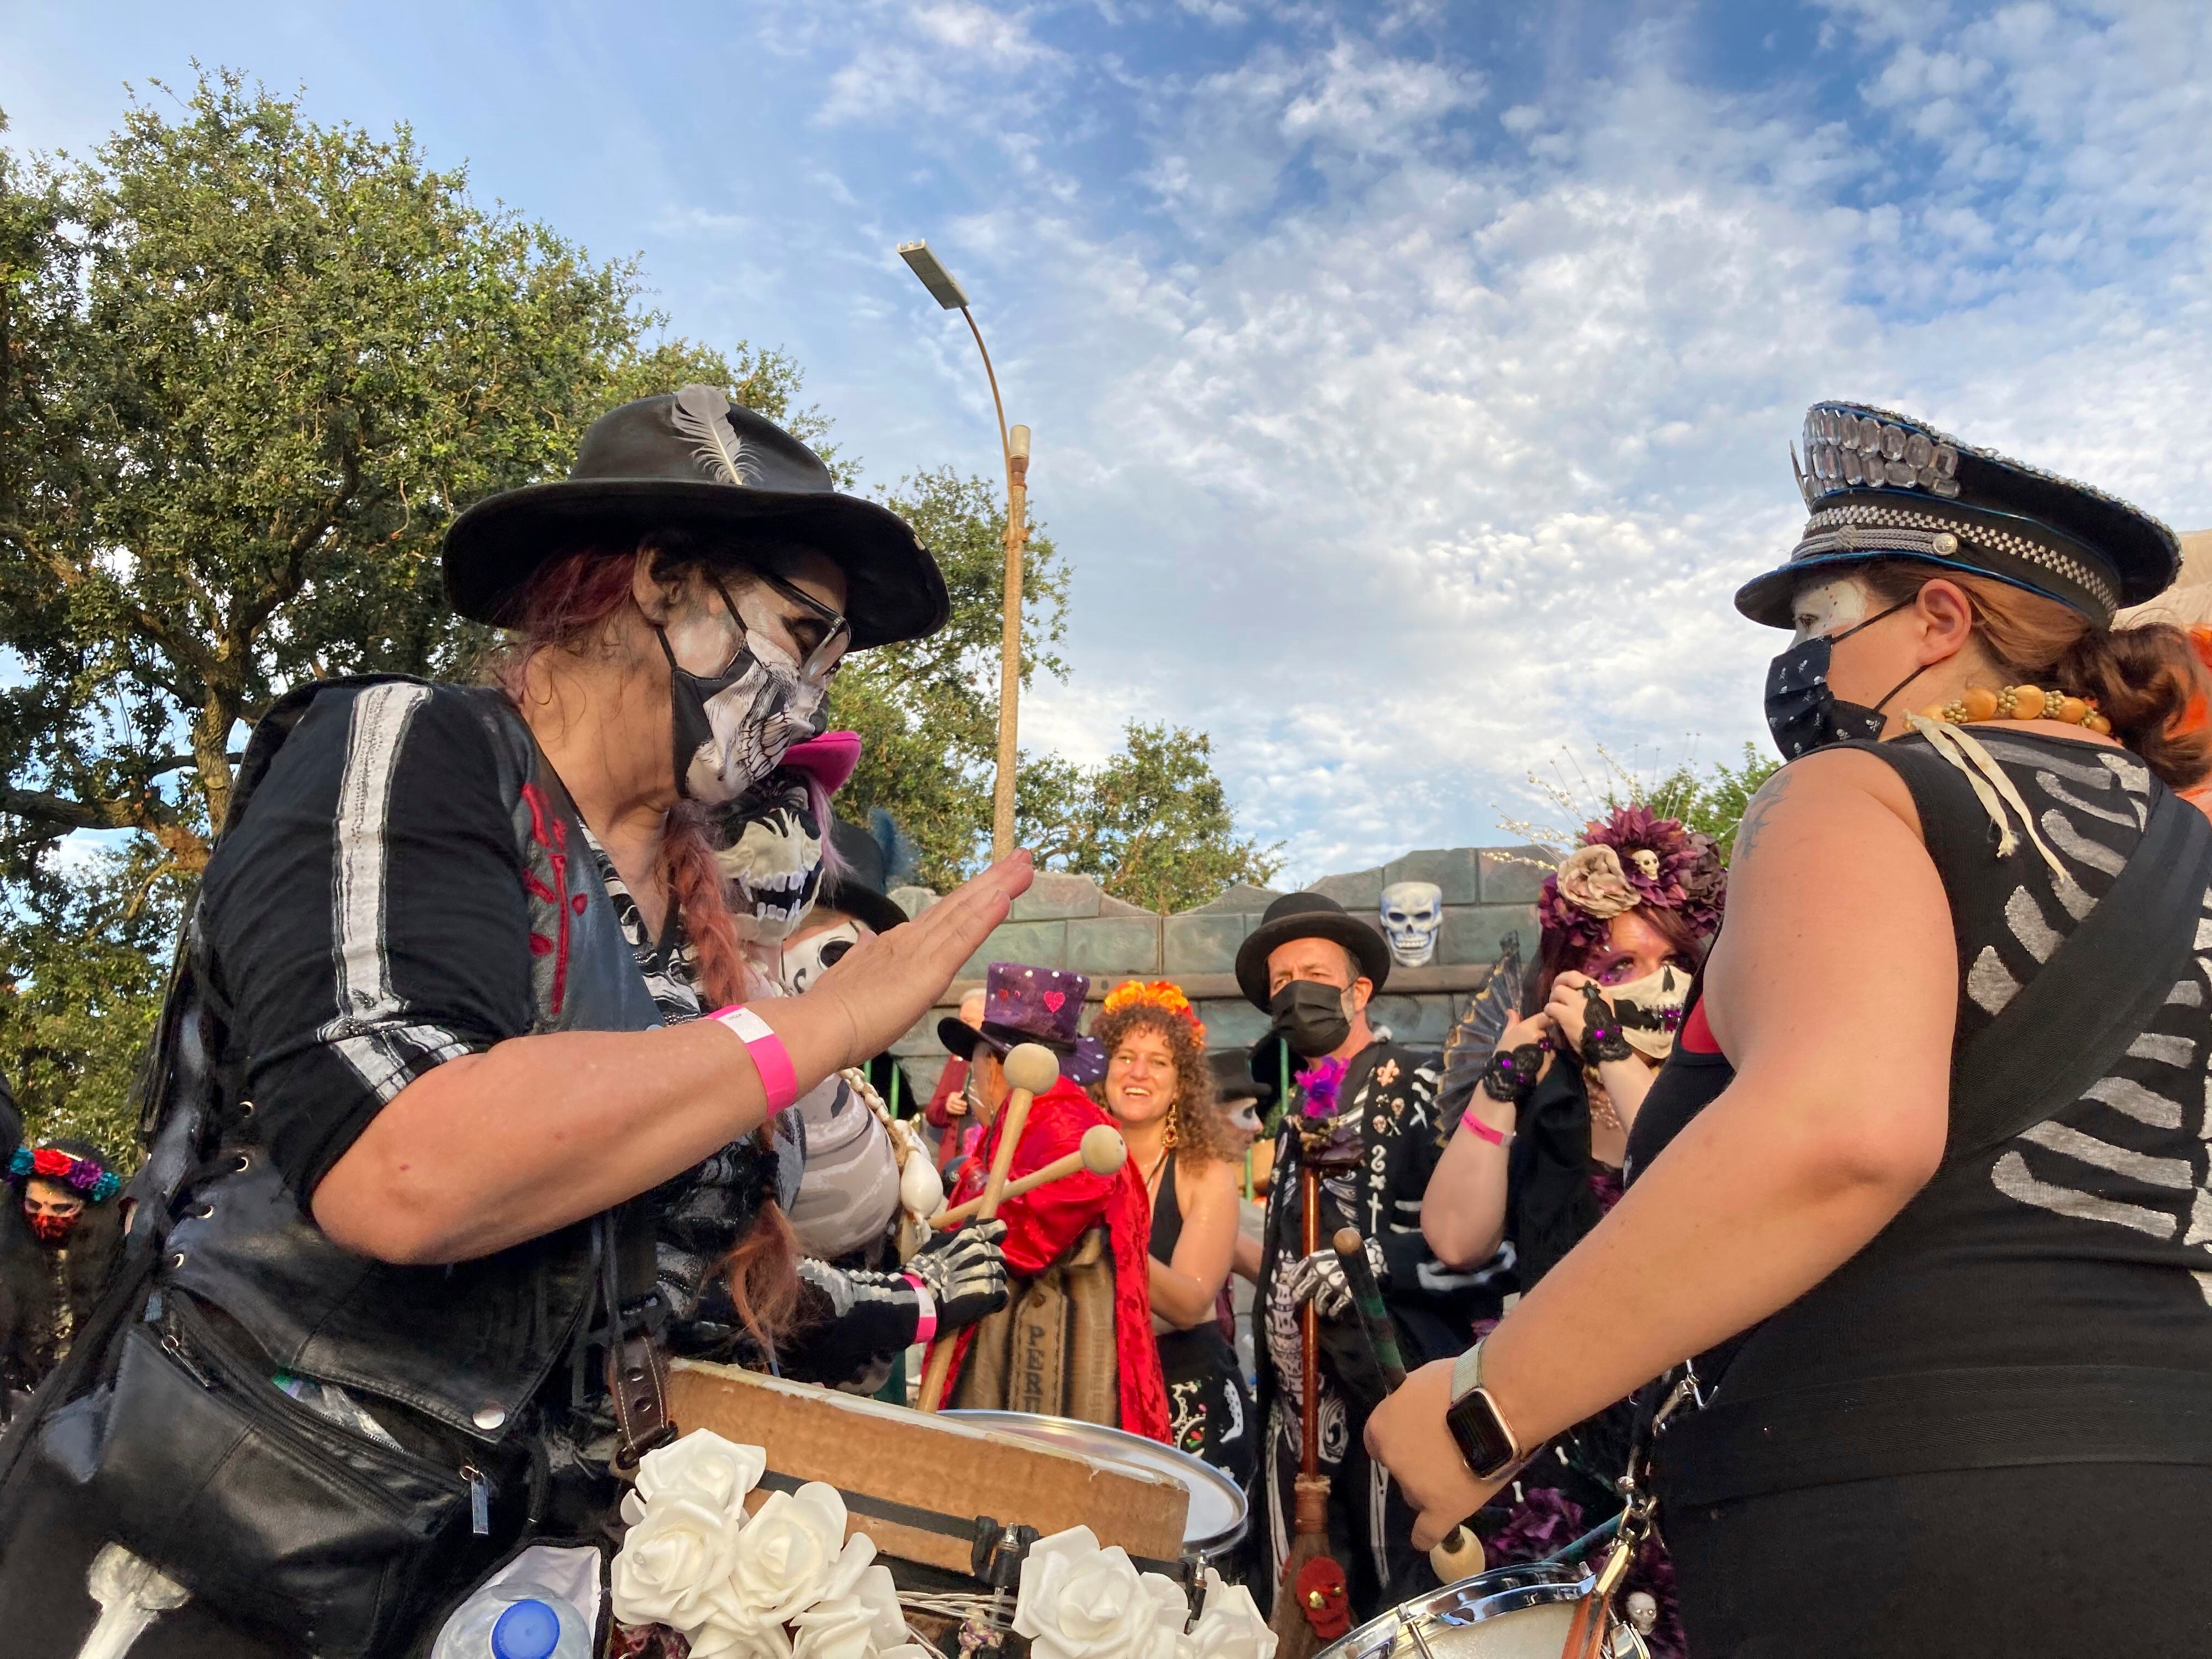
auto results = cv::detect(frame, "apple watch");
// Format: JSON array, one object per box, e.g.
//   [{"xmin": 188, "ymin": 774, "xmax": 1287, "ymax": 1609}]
[{"xmin": 1445, "ymin": 1340, "xmax": 1527, "ymax": 1482}]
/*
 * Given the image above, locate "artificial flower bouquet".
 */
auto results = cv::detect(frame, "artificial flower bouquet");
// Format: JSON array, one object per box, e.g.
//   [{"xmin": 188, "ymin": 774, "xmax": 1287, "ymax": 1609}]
[
  {"xmin": 610, "ymin": 1431, "xmax": 920, "ymax": 1659},
  {"xmin": 611, "ymin": 1433, "xmax": 1277, "ymax": 1659}
]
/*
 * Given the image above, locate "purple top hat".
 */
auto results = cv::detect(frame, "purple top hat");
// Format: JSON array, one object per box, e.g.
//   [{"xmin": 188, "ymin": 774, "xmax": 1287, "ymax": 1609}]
[{"xmin": 938, "ymin": 961, "xmax": 1104, "ymax": 1085}]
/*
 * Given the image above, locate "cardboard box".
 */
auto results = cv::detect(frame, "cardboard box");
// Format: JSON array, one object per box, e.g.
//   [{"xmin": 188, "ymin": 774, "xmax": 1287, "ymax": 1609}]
[{"xmin": 667, "ymin": 1358, "xmax": 1189, "ymax": 1575}]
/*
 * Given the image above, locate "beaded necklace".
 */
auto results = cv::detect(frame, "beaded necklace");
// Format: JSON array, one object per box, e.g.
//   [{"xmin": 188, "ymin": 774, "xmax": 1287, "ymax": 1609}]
[{"xmin": 1916, "ymin": 684, "xmax": 2110, "ymax": 735}]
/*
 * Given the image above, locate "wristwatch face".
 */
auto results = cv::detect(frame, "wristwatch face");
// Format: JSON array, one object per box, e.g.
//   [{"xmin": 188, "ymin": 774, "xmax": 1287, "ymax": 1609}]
[{"xmin": 1446, "ymin": 1386, "xmax": 1519, "ymax": 1481}]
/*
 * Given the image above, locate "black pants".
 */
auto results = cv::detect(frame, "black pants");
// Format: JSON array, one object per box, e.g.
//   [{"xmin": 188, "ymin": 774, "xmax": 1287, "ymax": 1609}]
[{"xmin": 1663, "ymin": 1462, "xmax": 2212, "ymax": 1657}]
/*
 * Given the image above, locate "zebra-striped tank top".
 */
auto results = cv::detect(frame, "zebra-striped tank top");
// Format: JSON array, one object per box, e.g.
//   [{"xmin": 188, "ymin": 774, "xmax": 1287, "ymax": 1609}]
[{"xmin": 1629, "ymin": 727, "xmax": 2212, "ymax": 1480}]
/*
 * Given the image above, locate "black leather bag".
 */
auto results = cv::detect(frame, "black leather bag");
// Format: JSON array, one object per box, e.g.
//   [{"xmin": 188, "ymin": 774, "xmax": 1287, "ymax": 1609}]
[{"xmin": 32, "ymin": 1289, "xmax": 492, "ymax": 1658}]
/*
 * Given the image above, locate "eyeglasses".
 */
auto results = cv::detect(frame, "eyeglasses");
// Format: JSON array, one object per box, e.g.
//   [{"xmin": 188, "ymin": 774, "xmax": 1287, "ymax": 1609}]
[{"xmin": 703, "ymin": 567, "xmax": 851, "ymax": 685}]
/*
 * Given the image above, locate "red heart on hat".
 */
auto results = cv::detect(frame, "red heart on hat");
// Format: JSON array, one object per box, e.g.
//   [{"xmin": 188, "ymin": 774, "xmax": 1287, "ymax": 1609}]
[{"xmin": 1042, "ymin": 990, "xmax": 1065, "ymax": 1013}]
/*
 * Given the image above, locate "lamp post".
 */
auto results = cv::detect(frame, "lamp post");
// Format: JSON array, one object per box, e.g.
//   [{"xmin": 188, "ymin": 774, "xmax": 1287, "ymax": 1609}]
[{"xmin": 898, "ymin": 239, "xmax": 1028, "ymax": 865}]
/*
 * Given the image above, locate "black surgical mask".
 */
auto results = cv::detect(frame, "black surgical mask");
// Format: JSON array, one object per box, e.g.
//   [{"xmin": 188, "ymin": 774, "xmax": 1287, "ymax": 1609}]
[
  {"xmin": 1268, "ymin": 980, "xmax": 1354, "ymax": 1059},
  {"xmin": 1763, "ymin": 597, "xmax": 1926, "ymax": 761}
]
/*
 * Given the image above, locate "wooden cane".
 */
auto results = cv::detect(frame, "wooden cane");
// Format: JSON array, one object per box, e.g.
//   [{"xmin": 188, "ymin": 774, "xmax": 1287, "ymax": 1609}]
[
  {"xmin": 915, "ymin": 1042, "xmax": 1061, "ymax": 1413},
  {"xmin": 933, "ymin": 1124, "xmax": 1125, "ymax": 1229}
]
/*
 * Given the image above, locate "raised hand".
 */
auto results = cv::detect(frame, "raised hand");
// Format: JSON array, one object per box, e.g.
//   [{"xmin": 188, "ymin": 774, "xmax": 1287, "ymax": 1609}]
[{"xmin": 804, "ymin": 852, "xmax": 1033, "ymax": 1070}]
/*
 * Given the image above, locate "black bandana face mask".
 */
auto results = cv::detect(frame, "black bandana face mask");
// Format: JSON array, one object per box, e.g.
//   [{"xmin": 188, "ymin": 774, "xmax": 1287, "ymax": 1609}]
[
  {"xmin": 1267, "ymin": 979, "xmax": 1354, "ymax": 1059},
  {"xmin": 1763, "ymin": 597, "xmax": 1926, "ymax": 761}
]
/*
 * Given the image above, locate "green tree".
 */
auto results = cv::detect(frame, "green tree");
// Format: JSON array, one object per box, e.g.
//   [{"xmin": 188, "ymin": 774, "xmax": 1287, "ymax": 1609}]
[
  {"xmin": 1019, "ymin": 722, "xmax": 1283, "ymax": 913},
  {"xmin": 829, "ymin": 466, "xmax": 1066, "ymax": 889},
  {"xmin": 0, "ymin": 73, "xmax": 810, "ymax": 1147},
  {"xmin": 1632, "ymin": 744, "xmax": 1781, "ymax": 859},
  {"xmin": 0, "ymin": 70, "xmax": 809, "ymax": 882}
]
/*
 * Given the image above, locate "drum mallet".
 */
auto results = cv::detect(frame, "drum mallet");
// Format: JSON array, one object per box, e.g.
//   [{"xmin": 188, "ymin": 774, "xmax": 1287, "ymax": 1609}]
[
  {"xmin": 915, "ymin": 1041, "xmax": 1061, "ymax": 1413},
  {"xmin": 933, "ymin": 1124, "xmax": 1126, "ymax": 1229},
  {"xmin": 1330, "ymin": 1226, "xmax": 1486, "ymax": 1584}
]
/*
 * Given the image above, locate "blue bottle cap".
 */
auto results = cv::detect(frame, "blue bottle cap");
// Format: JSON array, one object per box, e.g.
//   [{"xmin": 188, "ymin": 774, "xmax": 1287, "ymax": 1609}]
[{"xmin": 491, "ymin": 1599, "xmax": 562, "ymax": 1659}]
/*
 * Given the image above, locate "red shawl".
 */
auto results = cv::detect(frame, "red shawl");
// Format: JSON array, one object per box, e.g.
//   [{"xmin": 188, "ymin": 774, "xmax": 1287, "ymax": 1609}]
[{"xmin": 926, "ymin": 1077, "xmax": 1170, "ymax": 1442}]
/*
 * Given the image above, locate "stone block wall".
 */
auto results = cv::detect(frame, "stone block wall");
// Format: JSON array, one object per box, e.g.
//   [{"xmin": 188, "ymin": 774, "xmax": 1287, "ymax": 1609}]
[{"xmin": 887, "ymin": 846, "xmax": 1550, "ymax": 1098}]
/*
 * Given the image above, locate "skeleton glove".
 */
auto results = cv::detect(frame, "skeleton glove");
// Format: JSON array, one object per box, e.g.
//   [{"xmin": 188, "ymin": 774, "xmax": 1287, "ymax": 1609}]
[
  {"xmin": 1286, "ymin": 1235, "xmax": 1388, "ymax": 1320},
  {"xmin": 904, "ymin": 1218, "xmax": 1011, "ymax": 1332}
]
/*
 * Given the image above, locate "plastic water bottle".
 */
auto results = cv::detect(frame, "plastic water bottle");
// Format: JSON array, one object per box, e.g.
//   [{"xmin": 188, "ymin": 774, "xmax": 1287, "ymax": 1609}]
[{"xmin": 429, "ymin": 1582, "xmax": 592, "ymax": 1659}]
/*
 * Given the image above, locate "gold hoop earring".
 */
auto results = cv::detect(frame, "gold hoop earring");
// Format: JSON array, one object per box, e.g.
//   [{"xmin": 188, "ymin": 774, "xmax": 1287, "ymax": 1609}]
[{"xmin": 1164, "ymin": 1102, "xmax": 1181, "ymax": 1150}]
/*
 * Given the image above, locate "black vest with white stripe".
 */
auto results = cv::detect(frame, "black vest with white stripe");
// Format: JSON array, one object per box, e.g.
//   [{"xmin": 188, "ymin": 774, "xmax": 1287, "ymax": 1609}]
[{"xmin": 157, "ymin": 676, "xmax": 663, "ymax": 1446}]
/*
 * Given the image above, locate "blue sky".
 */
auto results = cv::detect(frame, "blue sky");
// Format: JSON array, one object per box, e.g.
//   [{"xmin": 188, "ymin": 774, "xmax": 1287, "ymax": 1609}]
[{"xmin": 7, "ymin": 0, "xmax": 2210, "ymax": 881}]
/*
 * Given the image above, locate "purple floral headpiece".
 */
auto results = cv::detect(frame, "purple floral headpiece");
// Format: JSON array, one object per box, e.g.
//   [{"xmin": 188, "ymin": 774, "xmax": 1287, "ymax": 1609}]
[{"xmin": 1537, "ymin": 805, "xmax": 1726, "ymax": 960}]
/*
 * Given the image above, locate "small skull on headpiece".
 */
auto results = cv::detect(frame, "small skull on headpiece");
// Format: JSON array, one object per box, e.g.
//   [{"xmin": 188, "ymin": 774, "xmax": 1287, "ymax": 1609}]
[{"xmin": 1379, "ymin": 881, "xmax": 1444, "ymax": 967}]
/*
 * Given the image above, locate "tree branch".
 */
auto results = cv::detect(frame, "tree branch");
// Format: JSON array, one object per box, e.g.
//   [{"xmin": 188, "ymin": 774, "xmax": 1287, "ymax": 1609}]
[{"xmin": 0, "ymin": 785, "xmax": 149, "ymax": 834}]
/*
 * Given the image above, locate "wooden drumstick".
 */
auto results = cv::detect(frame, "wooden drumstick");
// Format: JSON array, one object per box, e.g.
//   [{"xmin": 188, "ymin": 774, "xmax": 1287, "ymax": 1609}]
[
  {"xmin": 1328, "ymin": 1224, "xmax": 1485, "ymax": 1584},
  {"xmin": 916, "ymin": 1042, "xmax": 1061, "ymax": 1413},
  {"xmin": 933, "ymin": 1124, "xmax": 1125, "ymax": 1229}
]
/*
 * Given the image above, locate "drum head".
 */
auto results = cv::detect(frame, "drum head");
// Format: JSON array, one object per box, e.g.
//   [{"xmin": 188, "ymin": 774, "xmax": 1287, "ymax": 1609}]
[
  {"xmin": 941, "ymin": 1410, "xmax": 1248, "ymax": 1555},
  {"xmin": 1318, "ymin": 1565, "xmax": 1631, "ymax": 1659}
]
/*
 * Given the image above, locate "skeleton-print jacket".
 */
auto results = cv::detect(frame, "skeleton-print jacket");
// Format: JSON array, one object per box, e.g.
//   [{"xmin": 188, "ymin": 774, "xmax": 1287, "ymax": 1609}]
[{"xmin": 1252, "ymin": 1040, "xmax": 1513, "ymax": 1430}]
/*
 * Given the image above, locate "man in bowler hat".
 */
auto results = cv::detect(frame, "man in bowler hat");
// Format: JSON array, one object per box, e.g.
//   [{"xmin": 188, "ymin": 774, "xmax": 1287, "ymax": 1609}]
[{"xmin": 1239, "ymin": 893, "xmax": 1513, "ymax": 1622}]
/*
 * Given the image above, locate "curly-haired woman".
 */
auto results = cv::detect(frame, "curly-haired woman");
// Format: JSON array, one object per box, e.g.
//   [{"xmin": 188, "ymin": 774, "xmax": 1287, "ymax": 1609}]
[{"xmin": 1092, "ymin": 981, "xmax": 1255, "ymax": 1483}]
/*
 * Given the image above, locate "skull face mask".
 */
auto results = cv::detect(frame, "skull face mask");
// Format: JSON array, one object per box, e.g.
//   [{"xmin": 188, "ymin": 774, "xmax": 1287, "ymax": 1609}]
[
  {"xmin": 656, "ymin": 568, "xmax": 843, "ymax": 805},
  {"xmin": 1605, "ymin": 963, "xmax": 1691, "ymax": 1062}
]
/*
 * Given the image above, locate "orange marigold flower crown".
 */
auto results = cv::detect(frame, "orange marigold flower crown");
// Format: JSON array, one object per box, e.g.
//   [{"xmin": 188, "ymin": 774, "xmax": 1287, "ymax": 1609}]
[{"xmin": 1101, "ymin": 979, "xmax": 1206, "ymax": 1044}]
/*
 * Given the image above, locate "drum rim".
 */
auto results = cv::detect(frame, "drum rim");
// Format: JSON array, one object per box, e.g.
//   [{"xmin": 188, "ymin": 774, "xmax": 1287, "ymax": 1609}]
[
  {"xmin": 1316, "ymin": 1563, "xmax": 1598, "ymax": 1659},
  {"xmin": 939, "ymin": 1409, "xmax": 1249, "ymax": 1551}
]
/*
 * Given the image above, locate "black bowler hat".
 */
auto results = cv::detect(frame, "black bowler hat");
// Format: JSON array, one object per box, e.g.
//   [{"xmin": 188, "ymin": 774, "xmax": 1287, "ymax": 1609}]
[
  {"xmin": 443, "ymin": 386, "xmax": 949, "ymax": 649},
  {"xmin": 1736, "ymin": 400, "xmax": 2180, "ymax": 630},
  {"xmin": 1233, "ymin": 891, "xmax": 1391, "ymax": 1011}
]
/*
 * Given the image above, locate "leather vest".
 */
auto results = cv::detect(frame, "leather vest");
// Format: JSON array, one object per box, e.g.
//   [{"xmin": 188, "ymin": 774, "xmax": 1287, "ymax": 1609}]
[{"xmin": 148, "ymin": 676, "xmax": 665, "ymax": 1444}]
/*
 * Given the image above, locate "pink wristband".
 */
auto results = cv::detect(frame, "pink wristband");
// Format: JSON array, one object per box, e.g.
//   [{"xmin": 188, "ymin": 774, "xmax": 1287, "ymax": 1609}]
[
  {"xmin": 903, "ymin": 1273, "xmax": 938, "ymax": 1344},
  {"xmin": 708, "ymin": 1004, "xmax": 800, "ymax": 1113},
  {"xmin": 1460, "ymin": 1108, "xmax": 1511, "ymax": 1149}
]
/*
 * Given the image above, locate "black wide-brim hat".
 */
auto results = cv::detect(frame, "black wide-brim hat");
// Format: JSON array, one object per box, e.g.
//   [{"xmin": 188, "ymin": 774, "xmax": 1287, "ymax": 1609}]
[
  {"xmin": 1233, "ymin": 892, "xmax": 1391, "ymax": 1010},
  {"xmin": 443, "ymin": 386, "xmax": 950, "ymax": 650},
  {"xmin": 819, "ymin": 817, "xmax": 911, "ymax": 938},
  {"xmin": 1736, "ymin": 399, "xmax": 2181, "ymax": 630}
]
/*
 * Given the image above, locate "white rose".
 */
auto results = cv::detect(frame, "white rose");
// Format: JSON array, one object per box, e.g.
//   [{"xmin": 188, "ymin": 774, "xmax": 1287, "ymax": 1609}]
[
  {"xmin": 620, "ymin": 1430, "xmax": 768, "ymax": 1527},
  {"xmin": 730, "ymin": 1483, "xmax": 855, "ymax": 1626},
  {"xmin": 611, "ymin": 1496, "xmax": 744, "ymax": 1640},
  {"xmin": 791, "ymin": 1562, "xmax": 908, "ymax": 1659},
  {"xmin": 1012, "ymin": 1527, "xmax": 1187, "ymax": 1659},
  {"xmin": 1188, "ymin": 1572, "xmax": 1276, "ymax": 1659}
]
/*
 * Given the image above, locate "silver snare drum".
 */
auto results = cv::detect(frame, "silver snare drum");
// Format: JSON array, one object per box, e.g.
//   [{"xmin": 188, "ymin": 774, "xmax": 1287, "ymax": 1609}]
[
  {"xmin": 1318, "ymin": 1566, "xmax": 1643, "ymax": 1659},
  {"xmin": 941, "ymin": 1409, "xmax": 1248, "ymax": 1561}
]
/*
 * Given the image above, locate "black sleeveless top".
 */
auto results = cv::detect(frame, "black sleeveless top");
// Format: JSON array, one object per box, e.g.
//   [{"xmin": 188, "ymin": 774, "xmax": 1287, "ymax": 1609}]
[{"xmin": 1628, "ymin": 730, "xmax": 2212, "ymax": 1500}]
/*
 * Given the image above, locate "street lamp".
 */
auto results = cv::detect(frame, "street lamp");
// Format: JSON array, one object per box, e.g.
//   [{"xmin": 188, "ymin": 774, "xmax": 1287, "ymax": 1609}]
[{"xmin": 898, "ymin": 239, "xmax": 1029, "ymax": 866}]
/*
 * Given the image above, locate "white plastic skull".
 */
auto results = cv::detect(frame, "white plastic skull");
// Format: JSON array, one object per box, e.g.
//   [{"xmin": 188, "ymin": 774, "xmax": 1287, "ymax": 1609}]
[{"xmin": 1379, "ymin": 881, "xmax": 1444, "ymax": 967}]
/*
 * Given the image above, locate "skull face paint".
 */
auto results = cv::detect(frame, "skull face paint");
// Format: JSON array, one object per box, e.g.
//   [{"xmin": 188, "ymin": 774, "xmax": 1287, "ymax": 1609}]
[
  {"xmin": 1788, "ymin": 577, "xmax": 1871, "ymax": 646},
  {"xmin": 1379, "ymin": 881, "xmax": 1444, "ymax": 968},
  {"xmin": 781, "ymin": 919, "xmax": 863, "ymax": 996}
]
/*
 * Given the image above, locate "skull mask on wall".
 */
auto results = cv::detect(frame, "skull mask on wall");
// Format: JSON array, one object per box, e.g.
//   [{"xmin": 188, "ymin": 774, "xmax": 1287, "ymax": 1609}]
[{"xmin": 1379, "ymin": 880, "xmax": 1444, "ymax": 967}]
